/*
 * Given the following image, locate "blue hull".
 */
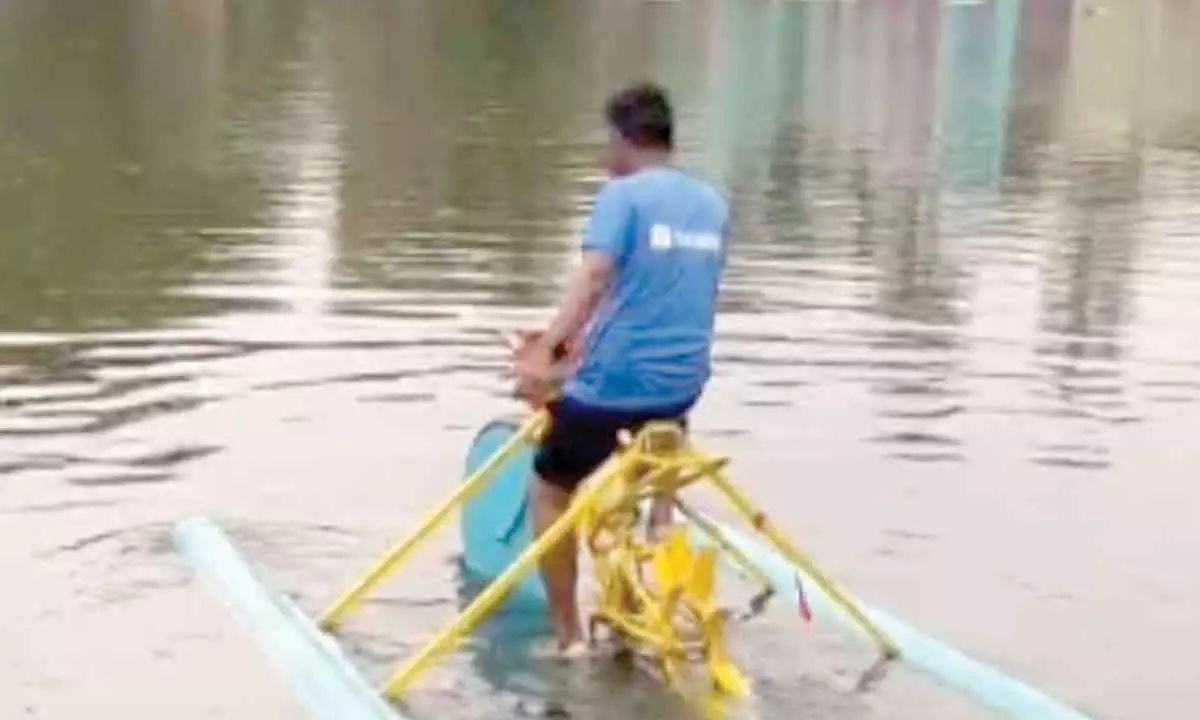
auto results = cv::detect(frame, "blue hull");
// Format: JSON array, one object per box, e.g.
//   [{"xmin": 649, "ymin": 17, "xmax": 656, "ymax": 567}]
[
  {"xmin": 172, "ymin": 516, "xmax": 403, "ymax": 720},
  {"xmin": 460, "ymin": 416, "xmax": 548, "ymax": 610}
]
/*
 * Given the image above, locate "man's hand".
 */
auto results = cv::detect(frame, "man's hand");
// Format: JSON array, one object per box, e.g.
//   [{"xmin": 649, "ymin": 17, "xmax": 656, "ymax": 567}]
[
  {"xmin": 510, "ymin": 249, "xmax": 610, "ymax": 407},
  {"xmin": 510, "ymin": 330, "xmax": 579, "ymax": 407}
]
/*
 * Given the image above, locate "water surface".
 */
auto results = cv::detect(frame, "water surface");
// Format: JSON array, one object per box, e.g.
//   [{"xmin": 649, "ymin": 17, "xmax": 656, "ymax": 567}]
[{"xmin": 2, "ymin": 1, "xmax": 1199, "ymax": 718}]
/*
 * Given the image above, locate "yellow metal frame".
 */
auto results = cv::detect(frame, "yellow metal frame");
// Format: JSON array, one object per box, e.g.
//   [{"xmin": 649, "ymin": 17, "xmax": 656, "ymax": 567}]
[{"xmin": 318, "ymin": 410, "xmax": 899, "ymax": 705}]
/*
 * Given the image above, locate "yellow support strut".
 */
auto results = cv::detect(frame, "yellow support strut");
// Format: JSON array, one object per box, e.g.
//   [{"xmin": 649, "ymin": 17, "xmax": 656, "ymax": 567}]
[
  {"xmin": 705, "ymin": 468, "xmax": 901, "ymax": 661},
  {"xmin": 319, "ymin": 411, "xmax": 550, "ymax": 632},
  {"xmin": 381, "ymin": 452, "xmax": 633, "ymax": 698}
]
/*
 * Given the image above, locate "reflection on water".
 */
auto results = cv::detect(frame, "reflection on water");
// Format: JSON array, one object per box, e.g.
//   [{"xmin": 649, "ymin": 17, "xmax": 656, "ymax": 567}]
[{"xmin": 2, "ymin": 1, "xmax": 1200, "ymax": 719}]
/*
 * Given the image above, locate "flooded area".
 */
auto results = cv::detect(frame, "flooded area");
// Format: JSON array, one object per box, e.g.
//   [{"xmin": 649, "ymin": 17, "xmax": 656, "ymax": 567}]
[{"xmin": 2, "ymin": 0, "xmax": 1200, "ymax": 718}]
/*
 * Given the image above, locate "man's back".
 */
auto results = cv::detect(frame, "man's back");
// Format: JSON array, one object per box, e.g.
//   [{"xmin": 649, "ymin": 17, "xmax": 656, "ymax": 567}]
[{"xmin": 566, "ymin": 166, "xmax": 729, "ymax": 410}]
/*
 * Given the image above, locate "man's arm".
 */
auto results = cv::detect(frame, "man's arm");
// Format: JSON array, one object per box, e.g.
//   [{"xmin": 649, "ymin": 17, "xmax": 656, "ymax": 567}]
[
  {"xmin": 536, "ymin": 182, "xmax": 630, "ymax": 359},
  {"xmin": 539, "ymin": 250, "xmax": 615, "ymax": 358}
]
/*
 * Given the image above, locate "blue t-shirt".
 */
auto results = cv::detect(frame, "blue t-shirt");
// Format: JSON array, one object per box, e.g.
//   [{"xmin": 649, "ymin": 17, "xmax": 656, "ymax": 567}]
[{"xmin": 563, "ymin": 166, "xmax": 729, "ymax": 411}]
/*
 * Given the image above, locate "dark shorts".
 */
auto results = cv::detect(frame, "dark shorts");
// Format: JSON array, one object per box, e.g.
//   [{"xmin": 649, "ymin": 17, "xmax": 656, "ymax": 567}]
[{"xmin": 533, "ymin": 397, "xmax": 694, "ymax": 492}]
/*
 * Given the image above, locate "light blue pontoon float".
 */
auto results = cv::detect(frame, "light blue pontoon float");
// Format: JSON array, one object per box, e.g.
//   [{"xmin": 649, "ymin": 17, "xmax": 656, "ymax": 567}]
[{"xmin": 173, "ymin": 414, "xmax": 1096, "ymax": 720}]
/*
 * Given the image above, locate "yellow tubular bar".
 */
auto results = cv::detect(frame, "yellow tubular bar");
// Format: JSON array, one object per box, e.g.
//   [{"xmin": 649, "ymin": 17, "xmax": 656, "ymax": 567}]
[
  {"xmin": 319, "ymin": 411, "xmax": 550, "ymax": 632},
  {"xmin": 381, "ymin": 452, "xmax": 633, "ymax": 699},
  {"xmin": 705, "ymin": 468, "xmax": 901, "ymax": 660}
]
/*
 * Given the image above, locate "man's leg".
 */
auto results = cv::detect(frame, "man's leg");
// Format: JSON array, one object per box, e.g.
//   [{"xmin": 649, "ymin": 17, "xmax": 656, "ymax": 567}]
[
  {"xmin": 641, "ymin": 410, "xmax": 691, "ymax": 540},
  {"xmin": 648, "ymin": 494, "xmax": 675, "ymax": 537},
  {"xmin": 531, "ymin": 477, "xmax": 583, "ymax": 650},
  {"xmin": 530, "ymin": 402, "xmax": 615, "ymax": 653}
]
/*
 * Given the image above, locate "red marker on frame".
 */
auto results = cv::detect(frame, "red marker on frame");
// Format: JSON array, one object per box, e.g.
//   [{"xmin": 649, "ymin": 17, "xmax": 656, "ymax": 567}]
[{"xmin": 795, "ymin": 574, "xmax": 813, "ymax": 623}]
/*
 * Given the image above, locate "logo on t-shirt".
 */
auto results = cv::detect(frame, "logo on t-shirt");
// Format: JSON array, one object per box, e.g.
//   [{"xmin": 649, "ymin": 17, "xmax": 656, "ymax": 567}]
[
  {"xmin": 648, "ymin": 223, "xmax": 721, "ymax": 253},
  {"xmin": 650, "ymin": 223, "xmax": 673, "ymax": 251}
]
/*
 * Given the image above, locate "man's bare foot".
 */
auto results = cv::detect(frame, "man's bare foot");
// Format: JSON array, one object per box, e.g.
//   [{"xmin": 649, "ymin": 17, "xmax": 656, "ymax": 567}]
[
  {"xmin": 531, "ymin": 638, "xmax": 595, "ymax": 661},
  {"xmin": 558, "ymin": 640, "xmax": 592, "ymax": 661}
]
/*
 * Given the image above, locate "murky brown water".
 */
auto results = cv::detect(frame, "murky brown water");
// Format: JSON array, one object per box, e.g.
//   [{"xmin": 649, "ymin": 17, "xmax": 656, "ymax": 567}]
[{"xmin": 2, "ymin": 0, "xmax": 1200, "ymax": 718}]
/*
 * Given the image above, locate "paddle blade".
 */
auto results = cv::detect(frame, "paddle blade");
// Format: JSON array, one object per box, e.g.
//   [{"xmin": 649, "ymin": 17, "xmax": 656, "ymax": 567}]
[
  {"xmin": 688, "ymin": 549, "xmax": 717, "ymax": 607},
  {"xmin": 711, "ymin": 660, "xmax": 751, "ymax": 697}
]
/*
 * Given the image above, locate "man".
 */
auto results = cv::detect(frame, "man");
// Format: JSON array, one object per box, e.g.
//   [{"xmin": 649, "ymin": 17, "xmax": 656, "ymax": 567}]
[{"xmin": 513, "ymin": 82, "xmax": 729, "ymax": 656}]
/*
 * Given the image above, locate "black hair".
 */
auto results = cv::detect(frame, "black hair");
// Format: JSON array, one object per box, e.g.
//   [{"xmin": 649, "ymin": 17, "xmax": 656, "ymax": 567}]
[{"xmin": 605, "ymin": 82, "xmax": 674, "ymax": 151}]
